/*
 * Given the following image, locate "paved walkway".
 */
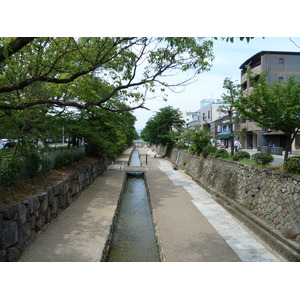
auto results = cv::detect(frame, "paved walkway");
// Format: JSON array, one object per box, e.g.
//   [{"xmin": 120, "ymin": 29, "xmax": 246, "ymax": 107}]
[
  {"xmin": 140, "ymin": 148, "xmax": 282, "ymax": 262},
  {"xmin": 18, "ymin": 146, "xmax": 283, "ymax": 262},
  {"xmin": 18, "ymin": 149, "xmax": 131, "ymax": 262}
]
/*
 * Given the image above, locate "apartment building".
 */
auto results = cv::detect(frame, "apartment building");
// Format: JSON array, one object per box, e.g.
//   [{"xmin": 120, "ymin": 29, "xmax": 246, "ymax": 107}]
[
  {"xmin": 181, "ymin": 111, "xmax": 198, "ymax": 127},
  {"xmin": 187, "ymin": 99, "xmax": 229, "ymax": 129},
  {"xmin": 239, "ymin": 51, "xmax": 300, "ymax": 152}
]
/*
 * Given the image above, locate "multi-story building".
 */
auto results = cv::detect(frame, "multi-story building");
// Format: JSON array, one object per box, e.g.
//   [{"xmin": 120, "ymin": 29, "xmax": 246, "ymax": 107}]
[
  {"xmin": 239, "ymin": 51, "xmax": 300, "ymax": 152},
  {"xmin": 181, "ymin": 111, "xmax": 198, "ymax": 127},
  {"xmin": 187, "ymin": 99, "xmax": 229, "ymax": 129}
]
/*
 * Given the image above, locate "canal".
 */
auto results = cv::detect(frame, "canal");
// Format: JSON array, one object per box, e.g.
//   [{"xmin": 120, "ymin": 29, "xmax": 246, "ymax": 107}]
[{"xmin": 106, "ymin": 147, "xmax": 160, "ymax": 262}]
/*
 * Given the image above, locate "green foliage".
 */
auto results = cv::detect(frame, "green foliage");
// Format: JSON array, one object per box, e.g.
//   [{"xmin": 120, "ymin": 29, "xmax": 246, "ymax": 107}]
[
  {"xmin": 41, "ymin": 153, "xmax": 51, "ymax": 172},
  {"xmin": 252, "ymin": 152, "xmax": 274, "ymax": 165},
  {"xmin": 55, "ymin": 152, "xmax": 72, "ymax": 168},
  {"xmin": 283, "ymin": 156, "xmax": 300, "ymax": 174},
  {"xmin": 0, "ymin": 37, "xmax": 214, "ymax": 112},
  {"xmin": 220, "ymin": 78, "xmax": 242, "ymax": 156},
  {"xmin": 202, "ymin": 145, "xmax": 217, "ymax": 158},
  {"xmin": 234, "ymin": 71, "xmax": 300, "ymax": 161},
  {"xmin": 215, "ymin": 149, "xmax": 230, "ymax": 159},
  {"xmin": 23, "ymin": 152, "xmax": 42, "ymax": 178},
  {"xmin": 233, "ymin": 150, "xmax": 251, "ymax": 161},
  {"xmin": 175, "ymin": 142, "xmax": 189, "ymax": 150},
  {"xmin": 141, "ymin": 106, "xmax": 185, "ymax": 147},
  {"xmin": 189, "ymin": 128, "xmax": 211, "ymax": 155},
  {"xmin": 0, "ymin": 156, "xmax": 21, "ymax": 186},
  {"xmin": 213, "ymin": 37, "xmax": 255, "ymax": 43}
]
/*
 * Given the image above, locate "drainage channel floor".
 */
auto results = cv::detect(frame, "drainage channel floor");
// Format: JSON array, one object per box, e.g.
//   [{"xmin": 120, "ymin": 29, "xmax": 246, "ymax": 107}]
[{"xmin": 106, "ymin": 147, "xmax": 160, "ymax": 262}]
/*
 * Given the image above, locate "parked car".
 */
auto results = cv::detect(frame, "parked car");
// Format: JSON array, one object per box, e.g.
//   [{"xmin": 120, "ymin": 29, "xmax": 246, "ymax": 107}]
[{"xmin": 1, "ymin": 141, "xmax": 16, "ymax": 151}]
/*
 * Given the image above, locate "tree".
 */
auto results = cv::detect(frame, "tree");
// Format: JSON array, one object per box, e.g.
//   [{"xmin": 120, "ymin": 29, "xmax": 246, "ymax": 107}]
[
  {"xmin": 189, "ymin": 124, "xmax": 212, "ymax": 155},
  {"xmin": 234, "ymin": 72, "xmax": 300, "ymax": 161},
  {"xmin": 218, "ymin": 78, "xmax": 241, "ymax": 156},
  {"xmin": 0, "ymin": 37, "xmax": 214, "ymax": 112},
  {"xmin": 141, "ymin": 106, "xmax": 185, "ymax": 156}
]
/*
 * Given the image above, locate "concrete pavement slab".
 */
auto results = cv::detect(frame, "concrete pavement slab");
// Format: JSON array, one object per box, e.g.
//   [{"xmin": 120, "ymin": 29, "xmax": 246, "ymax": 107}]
[
  {"xmin": 18, "ymin": 148, "xmax": 133, "ymax": 262},
  {"xmin": 141, "ymin": 148, "xmax": 281, "ymax": 262}
]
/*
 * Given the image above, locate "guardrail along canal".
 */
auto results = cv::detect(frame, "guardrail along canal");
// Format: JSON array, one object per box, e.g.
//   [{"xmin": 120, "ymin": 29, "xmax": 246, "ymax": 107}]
[{"xmin": 106, "ymin": 147, "xmax": 160, "ymax": 262}]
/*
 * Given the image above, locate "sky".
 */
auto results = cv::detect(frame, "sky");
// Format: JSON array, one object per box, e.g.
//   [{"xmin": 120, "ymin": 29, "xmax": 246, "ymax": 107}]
[{"xmin": 132, "ymin": 37, "xmax": 300, "ymax": 130}]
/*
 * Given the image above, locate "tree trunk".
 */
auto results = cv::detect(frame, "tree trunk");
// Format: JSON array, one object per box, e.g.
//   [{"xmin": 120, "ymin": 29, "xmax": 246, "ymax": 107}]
[
  {"xmin": 284, "ymin": 134, "xmax": 292, "ymax": 162},
  {"xmin": 229, "ymin": 111, "xmax": 234, "ymax": 156},
  {"xmin": 284, "ymin": 131, "xmax": 298, "ymax": 161},
  {"xmin": 164, "ymin": 144, "xmax": 173, "ymax": 158}
]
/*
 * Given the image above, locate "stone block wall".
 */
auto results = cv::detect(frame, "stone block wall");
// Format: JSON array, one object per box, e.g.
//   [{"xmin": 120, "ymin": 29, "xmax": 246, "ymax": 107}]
[
  {"xmin": 0, "ymin": 157, "xmax": 110, "ymax": 262},
  {"xmin": 166, "ymin": 147, "xmax": 300, "ymax": 244}
]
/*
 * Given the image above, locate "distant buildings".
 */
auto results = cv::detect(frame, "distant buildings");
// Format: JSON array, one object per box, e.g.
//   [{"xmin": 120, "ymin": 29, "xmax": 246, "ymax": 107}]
[
  {"xmin": 181, "ymin": 111, "xmax": 198, "ymax": 126},
  {"xmin": 180, "ymin": 51, "xmax": 300, "ymax": 154},
  {"xmin": 239, "ymin": 51, "xmax": 300, "ymax": 153}
]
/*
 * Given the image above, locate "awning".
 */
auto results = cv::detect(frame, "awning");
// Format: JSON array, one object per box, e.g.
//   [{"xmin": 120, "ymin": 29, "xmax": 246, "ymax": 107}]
[
  {"xmin": 217, "ymin": 131, "xmax": 232, "ymax": 135},
  {"xmin": 263, "ymin": 131, "xmax": 285, "ymax": 136},
  {"xmin": 216, "ymin": 131, "xmax": 233, "ymax": 139}
]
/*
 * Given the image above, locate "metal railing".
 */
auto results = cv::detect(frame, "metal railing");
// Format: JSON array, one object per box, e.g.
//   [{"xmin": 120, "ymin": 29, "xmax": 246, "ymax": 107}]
[{"xmin": 0, "ymin": 146, "xmax": 85, "ymax": 187}]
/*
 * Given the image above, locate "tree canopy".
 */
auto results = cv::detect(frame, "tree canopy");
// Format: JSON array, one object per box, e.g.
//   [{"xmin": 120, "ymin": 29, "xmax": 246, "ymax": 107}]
[
  {"xmin": 234, "ymin": 71, "xmax": 300, "ymax": 161},
  {"xmin": 141, "ymin": 106, "xmax": 185, "ymax": 148},
  {"xmin": 0, "ymin": 37, "xmax": 214, "ymax": 112},
  {"xmin": 218, "ymin": 78, "xmax": 241, "ymax": 156},
  {"xmin": 0, "ymin": 37, "xmax": 216, "ymax": 157}
]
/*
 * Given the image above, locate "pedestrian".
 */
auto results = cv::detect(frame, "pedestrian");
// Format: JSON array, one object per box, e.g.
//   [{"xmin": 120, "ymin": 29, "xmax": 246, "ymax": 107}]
[{"xmin": 234, "ymin": 139, "xmax": 241, "ymax": 153}]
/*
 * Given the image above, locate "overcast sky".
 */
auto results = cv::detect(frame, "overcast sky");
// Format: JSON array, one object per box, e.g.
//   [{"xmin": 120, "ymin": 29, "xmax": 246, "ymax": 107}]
[{"xmin": 133, "ymin": 37, "xmax": 300, "ymax": 130}]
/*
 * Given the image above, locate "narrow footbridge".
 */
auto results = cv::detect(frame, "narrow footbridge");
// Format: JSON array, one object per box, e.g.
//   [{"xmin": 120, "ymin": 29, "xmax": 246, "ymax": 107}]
[
  {"xmin": 122, "ymin": 166, "xmax": 148, "ymax": 175},
  {"xmin": 107, "ymin": 164, "xmax": 147, "ymax": 175}
]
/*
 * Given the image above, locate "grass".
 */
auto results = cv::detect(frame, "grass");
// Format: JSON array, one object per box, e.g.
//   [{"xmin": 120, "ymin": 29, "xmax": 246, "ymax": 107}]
[{"xmin": 208, "ymin": 155, "xmax": 288, "ymax": 173}]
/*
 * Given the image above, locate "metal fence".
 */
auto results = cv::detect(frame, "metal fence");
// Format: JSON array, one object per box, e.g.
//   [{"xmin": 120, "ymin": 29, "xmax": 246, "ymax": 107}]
[
  {"xmin": 260, "ymin": 146, "xmax": 283, "ymax": 156},
  {"xmin": 0, "ymin": 146, "xmax": 85, "ymax": 187}
]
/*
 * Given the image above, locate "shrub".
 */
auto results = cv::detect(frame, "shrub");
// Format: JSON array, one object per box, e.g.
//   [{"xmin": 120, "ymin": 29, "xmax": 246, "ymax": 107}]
[
  {"xmin": 233, "ymin": 150, "xmax": 251, "ymax": 161},
  {"xmin": 190, "ymin": 130, "xmax": 211, "ymax": 155},
  {"xmin": 215, "ymin": 148, "xmax": 230, "ymax": 158},
  {"xmin": 23, "ymin": 152, "xmax": 42, "ymax": 178},
  {"xmin": 252, "ymin": 152, "xmax": 274, "ymax": 165},
  {"xmin": 202, "ymin": 145, "xmax": 217, "ymax": 158},
  {"xmin": 55, "ymin": 151, "xmax": 72, "ymax": 168},
  {"xmin": 283, "ymin": 156, "xmax": 300, "ymax": 174},
  {"xmin": 0, "ymin": 156, "xmax": 22, "ymax": 186},
  {"xmin": 73, "ymin": 152, "xmax": 85, "ymax": 163},
  {"xmin": 176, "ymin": 142, "xmax": 188, "ymax": 150},
  {"xmin": 41, "ymin": 153, "xmax": 51, "ymax": 172}
]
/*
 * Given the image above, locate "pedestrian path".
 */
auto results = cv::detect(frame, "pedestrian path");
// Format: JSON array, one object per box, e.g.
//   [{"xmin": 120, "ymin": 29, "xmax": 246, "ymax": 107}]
[
  {"xmin": 146, "ymin": 149, "xmax": 281, "ymax": 262},
  {"xmin": 18, "ymin": 146, "xmax": 283, "ymax": 262},
  {"xmin": 18, "ymin": 149, "xmax": 131, "ymax": 262}
]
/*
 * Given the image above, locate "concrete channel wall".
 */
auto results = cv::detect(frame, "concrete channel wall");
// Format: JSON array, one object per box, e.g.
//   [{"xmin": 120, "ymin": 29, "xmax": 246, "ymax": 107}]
[
  {"xmin": 0, "ymin": 156, "xmax": 111, "ymax": 262},
  {"xmin": 156, "ymin": 146, "xmax": 300, "ymax": 260}
]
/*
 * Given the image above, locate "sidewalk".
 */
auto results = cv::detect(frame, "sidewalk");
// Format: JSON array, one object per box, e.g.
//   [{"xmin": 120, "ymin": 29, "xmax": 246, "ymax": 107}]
[
  {"xmin": 140, "ymin": 148, "xmax": 282, "ymax": 262},
  {"xmin": 18, "ymin": 148, "xmax": 131, "ymax": 262},
  {"xmin": 18, "ymin": 146, "xmax": 283, "ymax": 262}
]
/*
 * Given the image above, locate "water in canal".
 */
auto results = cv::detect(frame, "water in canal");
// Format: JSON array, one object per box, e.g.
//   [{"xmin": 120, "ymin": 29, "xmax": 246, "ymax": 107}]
[{"xmin": 106, "ymin": 147, "xmax": 160, "ymax": 262}]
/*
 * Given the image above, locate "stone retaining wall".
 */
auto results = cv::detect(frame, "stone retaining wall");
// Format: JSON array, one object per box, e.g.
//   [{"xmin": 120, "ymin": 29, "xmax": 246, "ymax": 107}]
[
  {"xmin": 156, "ymin": 146, "xmax": 300, "ymax": 245},
  {"xmin": 0, "ymin": 157, "xmax": 110, "ymax": 262}
]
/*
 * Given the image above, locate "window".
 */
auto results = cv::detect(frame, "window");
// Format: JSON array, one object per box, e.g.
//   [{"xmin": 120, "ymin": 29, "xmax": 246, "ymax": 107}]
[
  {"xmin": 279, "ymin": 77, "xmax": 283, "ymax": 81},
  {"xmin": 279, "ymin": 58, "xmax": 284, "ymax": 64},
  {"xmin": 208, "ymin": 111, "xmax": 210, "ymax": 120},
  {"xmin": 241, "ymin": 81, "xmax": 247, "ymax": 91}
]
